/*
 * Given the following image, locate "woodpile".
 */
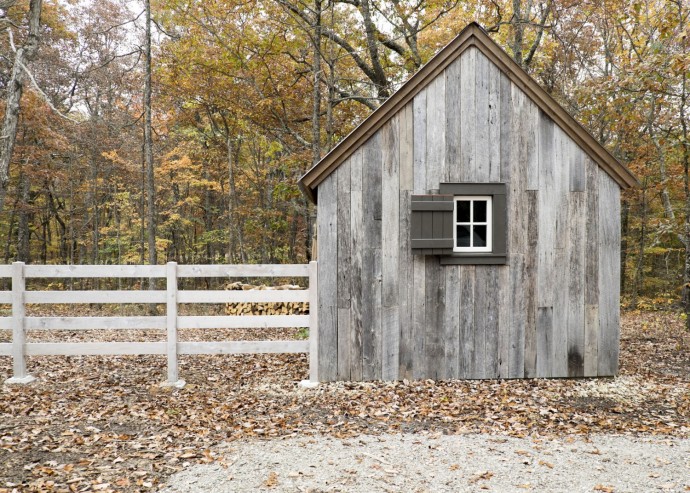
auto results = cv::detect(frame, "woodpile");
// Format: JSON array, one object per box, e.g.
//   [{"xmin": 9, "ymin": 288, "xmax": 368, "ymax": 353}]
[{"xmin": 224, "ymin": 282, "xmax": 309, "ymax": 315}]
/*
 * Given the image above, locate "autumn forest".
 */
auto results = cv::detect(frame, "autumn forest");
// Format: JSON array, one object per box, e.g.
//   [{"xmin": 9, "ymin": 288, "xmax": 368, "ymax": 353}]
[{"xmin": 0, "ymin": 0, "xmax": 688, "ymax": 309}]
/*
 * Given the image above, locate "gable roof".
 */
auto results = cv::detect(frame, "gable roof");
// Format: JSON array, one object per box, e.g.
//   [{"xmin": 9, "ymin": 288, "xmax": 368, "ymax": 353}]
[{"xmin": 298, "ymin": 22, "xmax": 638, "ymax": 203}]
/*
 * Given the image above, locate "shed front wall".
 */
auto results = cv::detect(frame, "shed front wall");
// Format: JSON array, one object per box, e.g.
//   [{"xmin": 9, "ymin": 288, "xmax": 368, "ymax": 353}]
[{"xmin": 316, "ymin": 46, "xmax": 620, "ymax": 381}]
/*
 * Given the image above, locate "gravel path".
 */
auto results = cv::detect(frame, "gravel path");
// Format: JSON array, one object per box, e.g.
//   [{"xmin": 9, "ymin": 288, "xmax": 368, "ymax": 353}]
[{"xmin": 160, "ymin": 433, "xmax": 689, "ymax": 492}]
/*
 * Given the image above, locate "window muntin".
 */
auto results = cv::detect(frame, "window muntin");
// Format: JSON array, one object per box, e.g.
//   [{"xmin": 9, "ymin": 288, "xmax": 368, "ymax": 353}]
[{"xmin": 453, "ymin": 196, "xmax": 492, "ymax": 252}]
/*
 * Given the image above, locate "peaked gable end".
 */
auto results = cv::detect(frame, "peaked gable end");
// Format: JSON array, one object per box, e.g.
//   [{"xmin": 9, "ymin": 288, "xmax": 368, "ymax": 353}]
[{"xmin": 299, "ymin": 23, "xmax": 637, "ymax": 203}]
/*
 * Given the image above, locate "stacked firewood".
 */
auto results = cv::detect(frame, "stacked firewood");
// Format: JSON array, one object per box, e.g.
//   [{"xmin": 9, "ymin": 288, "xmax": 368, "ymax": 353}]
[{"xmin": 224, "ymin": 282, "xmax": 309, "ymax": 315}]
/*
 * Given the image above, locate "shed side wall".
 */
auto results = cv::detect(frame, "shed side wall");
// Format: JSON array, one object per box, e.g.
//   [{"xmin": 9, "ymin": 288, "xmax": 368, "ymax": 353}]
[{"xmin": 316, "ymin": 47, "xmax": 621, "ymax": 381}]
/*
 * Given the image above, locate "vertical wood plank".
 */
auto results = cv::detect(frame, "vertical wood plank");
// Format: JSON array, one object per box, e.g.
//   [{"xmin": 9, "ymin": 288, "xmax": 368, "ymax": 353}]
[
  {"xmin": 398, "ymin": 191, "xmax": 413, "ymax": 379},
  {"xmin": 570, "ymin": 141, "xmax": 586, "ymax": 192},
  {"xmin": 458, "ymin": 266, "xmax": 475, "ymax": 379},
  {"xmin": 499, "ymin": 72, "xmax": 513, "ymax": 183},
  {"xmin": 499, "ymin": 71, "xmax": 515, "ymax": 379},
  {"xmin": 349, "ymin": 226, "xmax": 363, "ymax": 379},
  {"xmin": 351, "ymin": 147, "xmax": 363, "ymax": 191},
  {"xmin": 536, "ymin": 306, "xmax": 553, "ymax": 377},
  {"xmin": 444, "ymin": 266, "xmax": 460, "ymax": 379},
  {"xmin": 317, "ymin": 174, "xmax": 338, "ymax": 381},
  {"xmin": 361, "ymin": 247, "xmax": 382, "ymax": 381},
  {"xmin": 523, "ymin": 191, "xmax": 539, "ymax": 378},
  {"xmin": 552, "ymin": 128, "xmax": 570, "ymax": 378},
  {"xmin": 413, "ymin": 87, "xmax": 427, "ymax": 192},
  {"xmin": 472, "ymin": 266, "xmax": 487, "ymax": 378},
  {"xmin": 445, "ymin": 56, "xmax": 461, "ymax": 182},
  {"xmin": 584, "ymin": 158, "xmax": 599, "ymax": 376},
  {"xmin": 475, "ymin": 266, "xmax": 499, "ymax": 378},
  {"xmin": 475, "ymin": 50, "xmax": 490, "ymax": 181},
  {"xmin": 488, "ymin": 58, "xmax": 501, "ymax": 181},
  {"xmin": 362, "ymin": 133, "xmax": 383, "ymax": 380},
  {"xmin": 412, "ymin": 255, "xmax": 426, "ymax": 379},
  {"xmin": 439, "ymin": 60, "xmax": 462, "ymax": 378},
  {"xmin": 426, "ymin": 74, "xmax": 445, "ymax": 189},
  {"xmin": 350, "ymin": 149, "xmax": 364, "ymax": 381},
  {"xmin": 508, "ymin": 83, "xmax": 528, "ymax": 257},
  {"xmin": 460, "ymin": 48, "xmax": 476, "ymax": 181},
  {"xmin": 507, "ymin": 255, "xmax": 526, "ymax": 379},
  {"xmin": 400, "ymin": 103, "xmax": 414, "ymax": 191},
  {"xmin": 598, "ymin": 171, "xmax": 621, "ymax": 376},
  {"xmin": 497, "ymin": 264, "xmax": 511, "ymax": 378},
  {"xmin": 526, "ymin": 99, "xmax": 540, "ymax": 190},
  {"xmin": 368, "ymin": 133, "xmax": 383, "ymax": 222},
  {"xmin": 166, "ymin": 262, "xmax": 179, "ymax": 384},
  {"xmin": 382, "ymin": 118, "xmax": 400, "ymax": 380},
  {"xmin": 507, "ymin": 79, "xmax": 528, "ymax": 379},
  {"xmin": 337, "ymin": 160, "xmax": 352, "ymax": 380},
  {"xmin": 537, "ymin": 110, "xmax": 555, "ymax": 377},
  {"xmin": 568, "ymin": 191, "xmax": 585, "ymax": 377},
  {"xmin": 425, "ymin": 256, "xmax": 444, "ymax": 379}
]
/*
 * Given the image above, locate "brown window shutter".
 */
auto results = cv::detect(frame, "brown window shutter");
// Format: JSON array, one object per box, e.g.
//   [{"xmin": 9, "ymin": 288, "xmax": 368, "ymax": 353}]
[{"xmin": 411, "ymin": 195, "xmax": 454, "ymax": 254}]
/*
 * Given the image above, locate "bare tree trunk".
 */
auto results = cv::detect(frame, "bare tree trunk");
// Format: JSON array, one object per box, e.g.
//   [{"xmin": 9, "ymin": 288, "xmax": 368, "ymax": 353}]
[
  {"xmin": 631, "ymin": 186, "xmax": 647, "ymax": 310},
  {"xmin": 89, "ymin": 148, "xmax": 99, "ymax": 264},
  {"xmin": 202, "ymin": 159, "xmax": 212, "ymax": 262},
  {"xmin": 225, "ymin": 135, "xmax": 246, "ymax": 263},
  {"xmin": 504, "ymin": 0, "xmax": 551, "ymax": 69},
  {"xmin": 68, "ymin": 153, "xmax": 75, "ymax": 270},
  {"xmin": 16, "ymin": 167, "xmax": 30, "ymax": 263},
  {"xmin": 360, "ymin": 0, "xmax": 389, "ymax": 99},
  {"xmin": 140, "ymin": 147, "xmax": 145, "ymax": 263},
  {"xmin": 0, "ymin": 0, "xmax": 43, "ymax": 214},
  {"xmin": 681, "ymin": 52, "xmax": 690, "ymax": 330},
  {"xmin": 312, "ymin": 0, "xmax": 322, "ymax": 164},
  {"xmin": 307, "ymin": 0, "xmax": 322, "ymax": 261},
  {"xmin": 4, "ymin": 199, "xmax": 16, "ymax": 263},
  {"xmin": 144, "ymin": 0, "xmax": 156, "ymax": 266},
  {"xmin": 511, "ymin": 0, "xmax": 524, "ymax": 66},
  {"xmin": 647, "ymin": 98, "xmax": 675, "ymax": 220},
  {"xmin": 325, "ymin": 2, "xmax": 336, "ymax": 153}
]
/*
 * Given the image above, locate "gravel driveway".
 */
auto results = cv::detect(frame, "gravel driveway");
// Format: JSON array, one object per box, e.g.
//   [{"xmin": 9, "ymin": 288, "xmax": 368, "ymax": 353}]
[{"xmin": 160, "ymin": 433, "xmax": 689, "ymax": 492}]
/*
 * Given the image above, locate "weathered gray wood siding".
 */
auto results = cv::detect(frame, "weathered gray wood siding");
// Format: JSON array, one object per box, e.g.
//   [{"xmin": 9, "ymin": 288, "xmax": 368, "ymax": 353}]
[{"xmin": 316, "ymin": 46, "xmax": 621, "ymax": 381}]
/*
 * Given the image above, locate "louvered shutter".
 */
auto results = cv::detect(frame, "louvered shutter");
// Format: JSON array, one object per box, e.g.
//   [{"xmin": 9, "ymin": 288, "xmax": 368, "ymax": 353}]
[{"xmin": 410, "ymin": 194, "xmax": 454, "ymax": 255}]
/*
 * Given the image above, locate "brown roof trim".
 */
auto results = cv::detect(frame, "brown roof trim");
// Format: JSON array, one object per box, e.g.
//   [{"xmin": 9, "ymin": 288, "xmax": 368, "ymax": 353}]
[{"xmin": 298, "ymin": 23, "xmax": 638, "ymax": 203}]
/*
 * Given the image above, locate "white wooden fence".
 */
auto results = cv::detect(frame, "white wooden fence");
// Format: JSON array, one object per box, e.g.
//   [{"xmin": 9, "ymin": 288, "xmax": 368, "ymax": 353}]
[{"xmin": 0, "ymin": 262, "xmax": 318, "ymax": 385}]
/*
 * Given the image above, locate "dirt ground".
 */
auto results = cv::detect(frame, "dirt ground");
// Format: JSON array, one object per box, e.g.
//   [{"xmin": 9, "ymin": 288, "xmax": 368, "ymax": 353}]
[{"xmin": 0, "ymin": 310, "xmax": 688, "ymax": 492}]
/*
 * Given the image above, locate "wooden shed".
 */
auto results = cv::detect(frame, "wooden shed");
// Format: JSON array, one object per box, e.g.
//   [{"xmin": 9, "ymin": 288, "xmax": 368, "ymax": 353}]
[{"xmin": 299, "ymin": 23, "xmax": 638, "ymax": 382}]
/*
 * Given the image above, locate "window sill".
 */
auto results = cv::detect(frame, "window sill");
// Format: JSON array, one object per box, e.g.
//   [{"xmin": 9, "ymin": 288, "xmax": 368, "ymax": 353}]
[{"xmin": 439, "ymin": 254, "xmax": 506, "ymax": 265}]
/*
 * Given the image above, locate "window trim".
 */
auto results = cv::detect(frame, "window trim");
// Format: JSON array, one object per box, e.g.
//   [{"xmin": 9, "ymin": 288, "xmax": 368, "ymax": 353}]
[
  {"xmin": 439, "ymin": 182, "xmax": 507, "ymax": 265},
  {"xmin": 453, "ymin": 196, "xmax": 492, "ymax": 252}
]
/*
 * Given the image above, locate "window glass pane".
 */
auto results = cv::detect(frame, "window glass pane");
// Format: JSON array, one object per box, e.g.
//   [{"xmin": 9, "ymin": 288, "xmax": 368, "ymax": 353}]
[
  {"xmin": 457, "ymin": 225, "xmax": 471, "ymax": 247},
  {"xmin": 457, "ymin": 200, "xmax": 470, "ymax": 222},
  {"xmin": 473, "ymin": 200, "xmax": 487, "ymax": 222},
  {"xmin": 474, "ymin": 226, "xmax": 487, "ymax": 247}
]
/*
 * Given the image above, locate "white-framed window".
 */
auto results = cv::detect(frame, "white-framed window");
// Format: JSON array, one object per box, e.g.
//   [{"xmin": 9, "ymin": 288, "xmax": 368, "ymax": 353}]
[{"xmin": 453, "ymin": 196, "xmax": 492, "ymax": 252}]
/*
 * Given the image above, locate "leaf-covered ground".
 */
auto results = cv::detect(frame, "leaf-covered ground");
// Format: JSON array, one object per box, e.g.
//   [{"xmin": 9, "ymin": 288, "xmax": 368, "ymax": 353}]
[{"xmin": 0, "ymin": 311, "xmax": 688, "ymax": 492}]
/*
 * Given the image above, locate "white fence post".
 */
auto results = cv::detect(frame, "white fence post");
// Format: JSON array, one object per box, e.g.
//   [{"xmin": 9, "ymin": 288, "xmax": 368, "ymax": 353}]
[
  {"xmin": 7, "ymin": 262, "xmax": 35, "ymax": 384},
  {"xmin": 163, "ymin": 262, "xmax": 184, "ymax": 388},
  {"xmin": 308, "ymin": 260, "xmax": 319, "ymax": 382}
]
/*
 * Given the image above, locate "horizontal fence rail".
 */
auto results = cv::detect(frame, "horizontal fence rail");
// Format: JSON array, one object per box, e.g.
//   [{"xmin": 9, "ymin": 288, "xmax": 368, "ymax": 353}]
[{"xmin": 0, "ymin": 261, "xmax": 318, "ymax": 385}]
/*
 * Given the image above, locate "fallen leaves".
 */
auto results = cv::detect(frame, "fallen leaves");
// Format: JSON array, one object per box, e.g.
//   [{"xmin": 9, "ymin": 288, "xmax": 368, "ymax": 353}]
[
  {"xmin": 0, "ymin": 311, "xmax": 687, "ymax": 492},
  {"xmin": 470, "ymin": 471, "xmax": 494, "ymax": 482},
  {"xmin": 263, "ymin": 471, "xmax": 279, "ymax": 488}
]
